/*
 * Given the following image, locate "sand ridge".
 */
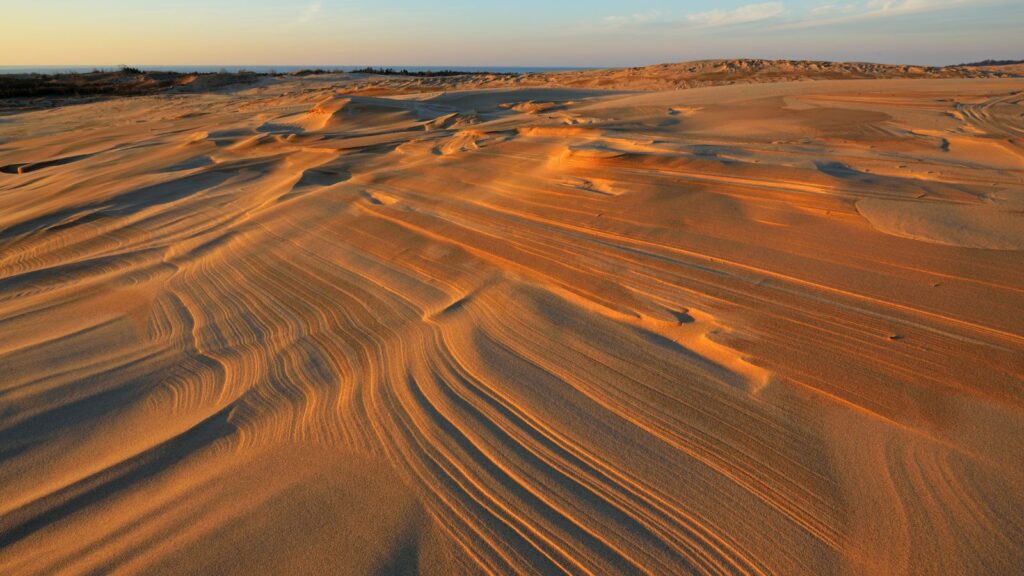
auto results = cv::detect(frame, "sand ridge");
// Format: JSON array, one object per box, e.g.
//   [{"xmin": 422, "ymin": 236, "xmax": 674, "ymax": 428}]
[
  {"xmin": 1, "ymin": 75, "xmax": 1023, "ymax": 574},
  {"xmin": 328, "ymin": 59, "xmax": 1019, "ymax": 95}
]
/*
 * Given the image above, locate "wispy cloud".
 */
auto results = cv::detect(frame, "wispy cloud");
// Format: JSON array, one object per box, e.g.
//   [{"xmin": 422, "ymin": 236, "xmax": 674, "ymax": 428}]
[
  {"xmin": 596, "ymin": 3, "xmax": 787, "ymax": 32},
  {"xmin": 295, "ymin": 0, "xmax": 323, "ymax": 25},
  {"xmin": 602, "ymin": 10, "xmax": 663, "ymax": 27},
  {"xmin": 686, "ymin": 2, "xmax": 787, "ymax": 28},
  {"xmin": 781, "ymin": 0, "xmax": 976, "ymax": 28},
  {"xmin": 809, "ymin": 2, "xmax": 859, "ymax": 16},
  {"xmin": 597, "ymin": 0, "xmax": 995, "ymax": 33}
]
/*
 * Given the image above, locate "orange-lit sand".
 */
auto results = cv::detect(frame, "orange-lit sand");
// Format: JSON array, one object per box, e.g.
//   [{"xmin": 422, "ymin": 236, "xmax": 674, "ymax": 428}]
[{"xmin": 1, "ymin": 72, "xmax": 1023, "ymax": 575}]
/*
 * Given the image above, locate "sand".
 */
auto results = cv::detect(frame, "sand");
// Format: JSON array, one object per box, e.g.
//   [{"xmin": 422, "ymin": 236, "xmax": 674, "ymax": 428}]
[
  {"xmin": 1, "ymin": 72, "xmax": 1023, "ymax": 575},
  {"xmin": 265, "ymin": 60, "xmax": 1013, "ymax": 100}
]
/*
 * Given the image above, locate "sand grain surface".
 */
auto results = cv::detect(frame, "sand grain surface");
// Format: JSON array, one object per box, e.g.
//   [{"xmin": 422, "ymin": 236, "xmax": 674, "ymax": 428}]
[{"xmin": 1, "ymin": 76, "xmax": 1023, "ymax": 575}]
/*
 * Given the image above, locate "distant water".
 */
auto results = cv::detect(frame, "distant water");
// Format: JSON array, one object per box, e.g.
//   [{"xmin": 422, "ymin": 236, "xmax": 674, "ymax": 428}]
[{"xmin": 0, "ymin": 65, "xmax": 591, "ymax": 75}]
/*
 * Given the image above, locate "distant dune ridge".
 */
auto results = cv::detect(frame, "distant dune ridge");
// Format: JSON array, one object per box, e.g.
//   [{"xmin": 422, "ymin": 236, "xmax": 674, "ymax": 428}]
[
  {"xmin": 292, "ymin": 58, "xmax": 1016, "ymax": 94},
  {"xmin": 0, "ymin": 62, "xmax": 1023, "ymax": 575},
  {"xmin": 1, "ymin": 58, "xmax": 1018, "ymax": 107},
  {"xmin": 421, "ymin": 58, "xmax": 1019, "ymax": 91}
]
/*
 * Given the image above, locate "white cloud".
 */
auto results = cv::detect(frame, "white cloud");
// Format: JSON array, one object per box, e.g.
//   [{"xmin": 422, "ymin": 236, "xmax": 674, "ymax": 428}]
[
  {"xmin": 810, "ymin": 2, "xmax": 858, "ymax": 16},
  {"xmin": 686, "ymin": 2, "xmax": 786, "ymax": 28},
  {"xmin": 787, "ymin": 0, "xmax": 976, "ymax": 28},
  {"xmin": 295, "ymin": 0, "xmax": 323, "ymax": 25},
  {"xmin": 603, "ymin": 11, "xmax": 662, "ymax": 26}
]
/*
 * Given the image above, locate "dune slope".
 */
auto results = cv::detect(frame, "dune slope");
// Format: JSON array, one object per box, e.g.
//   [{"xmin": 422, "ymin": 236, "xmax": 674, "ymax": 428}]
[{"xmin": 1, "ymin": 77, "xmax": 1023, "ymax": 575}]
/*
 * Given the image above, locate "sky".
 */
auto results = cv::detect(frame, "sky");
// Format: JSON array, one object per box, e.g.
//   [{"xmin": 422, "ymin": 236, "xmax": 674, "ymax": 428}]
[{"xmin": 1, "ymin": 0, "xmax": 1021, "ymax": 67}]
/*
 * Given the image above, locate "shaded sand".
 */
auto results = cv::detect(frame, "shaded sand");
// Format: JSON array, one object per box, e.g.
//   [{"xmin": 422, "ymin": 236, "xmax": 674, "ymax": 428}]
[{"xmin": 1, "ymin": 76, "xmax": 1024, "ymax": 575}]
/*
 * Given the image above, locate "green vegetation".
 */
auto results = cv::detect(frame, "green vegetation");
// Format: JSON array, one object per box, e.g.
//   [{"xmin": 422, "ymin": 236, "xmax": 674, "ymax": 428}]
[{"xmin": 0, "ymin": 72, "xmax": 167, "ymax": 99}]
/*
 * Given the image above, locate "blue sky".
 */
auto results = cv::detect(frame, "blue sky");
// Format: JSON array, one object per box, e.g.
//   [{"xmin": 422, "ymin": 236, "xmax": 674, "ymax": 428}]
[{"xmin": 2, "ymin": 0, "xmax": 1021, "ymax": 66}]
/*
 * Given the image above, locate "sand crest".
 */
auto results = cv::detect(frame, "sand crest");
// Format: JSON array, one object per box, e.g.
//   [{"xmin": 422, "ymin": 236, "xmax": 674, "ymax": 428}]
[{"xmin": 1, "ymin": 73, "xmax": 1023, "ymax": 575}]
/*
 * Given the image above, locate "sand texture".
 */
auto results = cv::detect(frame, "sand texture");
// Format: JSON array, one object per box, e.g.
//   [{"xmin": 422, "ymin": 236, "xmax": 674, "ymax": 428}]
[{"xmin": 1, "ymin": 75, "xmax": 1023, "ymax": 575}]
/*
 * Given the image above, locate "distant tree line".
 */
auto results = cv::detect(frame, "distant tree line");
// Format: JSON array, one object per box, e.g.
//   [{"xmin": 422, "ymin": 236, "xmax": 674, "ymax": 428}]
[
  {"xmin": 0, "ymin": 65, "xmax": 524, "ymax": 100},
  {"xmin": 348, "ymin": 67, "xmax": 516, "ymax": 77},
  {"xmin": 0, "ymin": 71, "xmax": 171, "ymax": 99},
  {"xmin": 955, "ymin": 59, "xmax": 1024, "ymax": 67},
  {"xmin": 288, "ymin": 67, "xmax": 516, "ymax": 77}
]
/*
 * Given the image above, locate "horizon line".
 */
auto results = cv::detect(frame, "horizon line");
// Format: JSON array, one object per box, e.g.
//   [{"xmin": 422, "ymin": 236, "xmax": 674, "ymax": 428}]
[{"xmin": 3, "ymin": 58, "xmax": 1016, "ymax": 70}]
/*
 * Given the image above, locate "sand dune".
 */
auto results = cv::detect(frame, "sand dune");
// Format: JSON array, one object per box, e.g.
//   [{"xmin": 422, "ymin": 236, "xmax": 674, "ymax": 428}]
[
  {"xmin": 336, "ymin": 59, "xmax": 1016, "ymax": 94},
  {"xmin": 1, "ymin": 75, "xmax": 1023, "ymax": 574}
]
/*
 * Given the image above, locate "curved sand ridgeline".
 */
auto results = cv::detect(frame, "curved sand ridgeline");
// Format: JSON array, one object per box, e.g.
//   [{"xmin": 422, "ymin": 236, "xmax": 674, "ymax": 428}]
[{"xmin": 1, "ymin": 77, "xmax": 1023, "ymax": 574}]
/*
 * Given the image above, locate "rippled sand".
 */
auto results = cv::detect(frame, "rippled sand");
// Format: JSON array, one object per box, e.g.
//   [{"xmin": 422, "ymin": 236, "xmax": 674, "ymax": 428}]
[{"xmin": 1, "ymin": 77, "xmax": 1023, "ymax": 575}]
